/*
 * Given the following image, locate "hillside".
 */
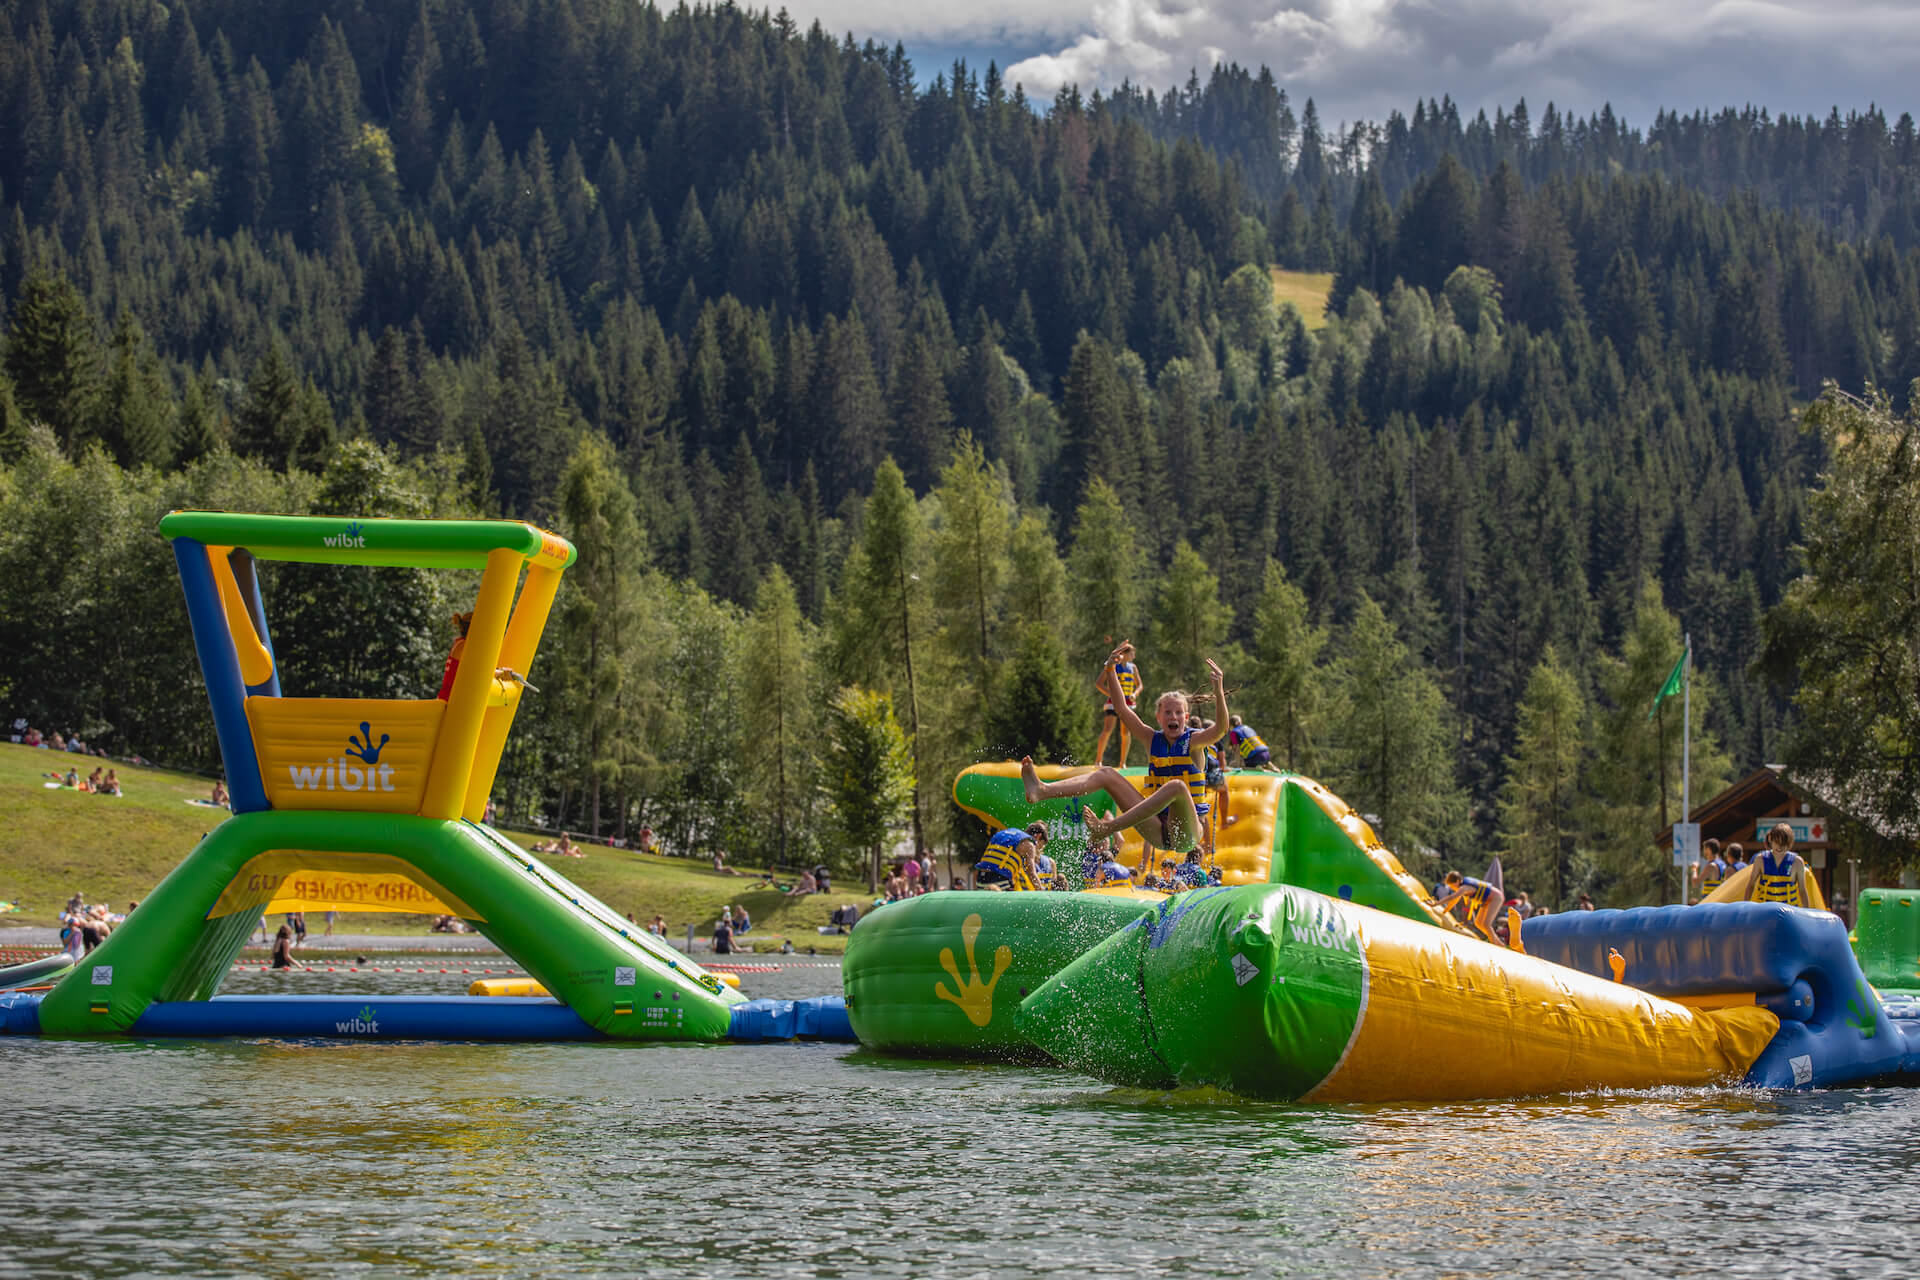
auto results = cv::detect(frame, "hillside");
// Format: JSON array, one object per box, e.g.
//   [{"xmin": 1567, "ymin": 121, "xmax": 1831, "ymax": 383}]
[{"xmin": 0, "ymin": 744, "xmax": 854, "ymax": 947}]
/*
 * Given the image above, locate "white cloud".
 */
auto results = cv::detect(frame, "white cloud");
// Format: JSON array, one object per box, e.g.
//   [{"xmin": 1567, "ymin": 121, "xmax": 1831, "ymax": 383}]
[{"xmin": 778, "ymin": 0, "xmax": 1920, "ymax": 127}]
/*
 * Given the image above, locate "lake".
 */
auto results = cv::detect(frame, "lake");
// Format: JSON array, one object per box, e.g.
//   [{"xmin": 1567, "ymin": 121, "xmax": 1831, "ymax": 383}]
[{"xmin": 2, "ymin": 958, "xmax": 1915, "ymax": 1277}]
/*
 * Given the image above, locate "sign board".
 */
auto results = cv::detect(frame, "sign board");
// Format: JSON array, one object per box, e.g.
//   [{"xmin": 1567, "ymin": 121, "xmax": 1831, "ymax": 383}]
[
  {"xmin": 1672, "ymin": 822, "xmax": 1701, "ymax": 867},
  {"xmin": 1753, "ymin": 817, "xmax": 1828, "ymax": 846}
]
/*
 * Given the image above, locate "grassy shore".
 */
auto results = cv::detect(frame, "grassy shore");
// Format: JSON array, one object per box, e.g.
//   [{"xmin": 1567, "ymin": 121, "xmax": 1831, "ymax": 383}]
[
  {"xmin": 0, "ymin": 743, "xmax": 859, "ymax": 952},
  {"xmin": 1270, "ymin": 267, "xmax": 1334, "ymax": 330}
]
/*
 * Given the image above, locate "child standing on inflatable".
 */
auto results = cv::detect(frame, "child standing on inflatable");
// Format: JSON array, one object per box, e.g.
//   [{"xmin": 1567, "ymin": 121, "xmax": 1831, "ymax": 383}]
[
  {"xmin": 1092, "ymin": 642, "xmax": 1143, "ymax": 767},
  {"xmin": 1022, "ymin": 646, "xmax": 1230, "ymax": 853},
  {"xmin": 1749, "ymin": 823, "xmax": 1807, "ymax": 906}
]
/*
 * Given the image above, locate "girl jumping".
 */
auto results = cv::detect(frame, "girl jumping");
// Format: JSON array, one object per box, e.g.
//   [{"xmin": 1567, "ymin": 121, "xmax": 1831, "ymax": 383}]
[{"xmin": 1020, "ymin": 646, "xmax": 1230, "ymax": 854}]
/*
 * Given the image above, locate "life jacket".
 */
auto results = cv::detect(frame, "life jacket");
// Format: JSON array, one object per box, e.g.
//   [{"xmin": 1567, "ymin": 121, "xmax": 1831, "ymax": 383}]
[
  {"xmin": 977, "ymin": 829, "xmax": 1037, "ymax": 890},
  {"xmin": 1751, "ymin": 851, "xmax": 1803, "ymax": 906},
  {"xmin": 1147, "ymin": 728, "xmax": 1205, "ymax": 800},
  {"xmin": 1113, "ymin": 662, "xmax": 1141, "ymax": 700},
  {"xmin": 1455, "ymin": 876, "xmax": 1495, "ymax": 915},
  {"xmin": 1698, "ymin": 858, "xmax": 1726, "ymax": 899},
  {"xmin": 1230, "ymin": 724, "xmax": 1268, "ymax": 763}
]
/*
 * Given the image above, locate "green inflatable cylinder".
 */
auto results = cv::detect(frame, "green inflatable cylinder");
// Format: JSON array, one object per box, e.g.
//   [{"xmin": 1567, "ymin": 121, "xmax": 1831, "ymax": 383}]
[{"xmin": 843, "ymin": 891, "xmax": 1155, "ymax": 1057}]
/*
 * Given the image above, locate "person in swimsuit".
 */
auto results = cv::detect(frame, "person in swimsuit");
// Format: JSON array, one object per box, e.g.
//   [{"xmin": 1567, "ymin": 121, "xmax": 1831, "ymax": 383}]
[
  {"xmin": 1020, "ymin": 646, "xmax": 1231, "ymax": 854},
  {"xmin": 1433, "ymin": 870, "xmax": 1503, "ymax": 943},
  {"xmin": 1092, "ymin": 642, "xmax": 1143, "ymax": 768}
]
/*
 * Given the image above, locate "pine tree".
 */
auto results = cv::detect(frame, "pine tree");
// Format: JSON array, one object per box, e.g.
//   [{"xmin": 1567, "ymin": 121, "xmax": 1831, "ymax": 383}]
[
  {"xmin": 737, "ymin": 566, "xmax": 818, "ymax": 866},
  {"xmin": 234, "ymin": 341, "xmax": 334, "ymax": 473},
  {"xmin": 830, "ymin": 458, "xmax": 930, "ymax": 853},
  {"xmin": 1065, "ymin": 476, "xmax": 1146, "ymax": 680},
  {"xmin": 1148, "ymin": 540, "xmax": 1236, "ymax": 696},
  {"xmin": 174, "ymin": 371, "xmax": 227, "ymax": 464},
  {"xmin": 1005, "ymin": 513, "xmax": 1068, "ymax": 637},
  {"xmin": 821, "ymin": 686, "xmax": 915, "ymax": 889},
  {"xmin": 983, "ymin": 623, "xmax": 1085, "ymax": 765},
  {"xmin": 554, "ymin": 433, "xmax": 653, "ymax": 837},
  {"xmin": 3, "ymin": 268, "xmax": 99, "ymax": 452},
  {"xmin": 1331, "ymin": 592, "xmax": 1467, "ymax": 859},
  {"xmin": 928, "ymin": 434, "xmax": 1013, "ymax": 708},
  {"xmin": 94, "ymin": 312, "xmax": 175, "ymax": 468},
  {"xmin": 1496, "ymin": 646, "xmax": 1586, "ymax": 907},
  {"xmin": 1248, "ymin": 559, "xmax": 1329, "ymax": 772},
  {"xmin": 1587, "ymin": 577, "xmax": 1730, "ymax": 904}
]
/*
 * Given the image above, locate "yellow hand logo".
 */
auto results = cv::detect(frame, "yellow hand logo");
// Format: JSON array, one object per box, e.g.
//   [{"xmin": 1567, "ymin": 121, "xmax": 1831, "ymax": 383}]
[{"xmin": 934, "ymin": 913, "xmax": 1012, "ymax": 1027}]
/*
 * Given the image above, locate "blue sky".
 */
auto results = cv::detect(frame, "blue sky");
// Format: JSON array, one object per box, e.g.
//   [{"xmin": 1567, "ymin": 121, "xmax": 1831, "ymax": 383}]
[{"xmin": 779, "ymin": 1, "xmax": 1920, "ymax": 130}]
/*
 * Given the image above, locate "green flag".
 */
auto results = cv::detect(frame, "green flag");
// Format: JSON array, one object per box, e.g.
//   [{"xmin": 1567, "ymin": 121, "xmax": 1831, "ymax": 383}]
[{"xmin": 1647, "ymin": 649, "xmax": 1686, "ymax": 721}]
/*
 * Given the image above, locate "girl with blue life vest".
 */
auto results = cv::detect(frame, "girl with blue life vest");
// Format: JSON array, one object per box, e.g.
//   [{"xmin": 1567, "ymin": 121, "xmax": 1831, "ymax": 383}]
[
  {"xmin": 1691, "ymin": 837, "xmax": 1727, "ymax": 903},
  {"xmin": 1433, "ymin": 870, "xmax": 1503, "ymax": 943},
  {"xmin": 1092, "ymin": 642, "xmax": 1144, "ymax": 767},
  {"xmin": 1749, "ymin": 823, "xmax": 1806, "ymax": 906},
  {"xmin": 1020, "ymin": 646, "xmax": 1230, "ymax": 854}
]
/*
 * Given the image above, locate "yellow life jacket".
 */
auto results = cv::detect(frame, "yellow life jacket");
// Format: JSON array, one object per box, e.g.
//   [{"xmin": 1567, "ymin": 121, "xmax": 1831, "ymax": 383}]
[
  {"xmin": 1751, "ymin": 851, "xmax": 1803, "ymax": 906},
  {"xmin": 1146, "ymin": 729, "xmax": 1205, "ymax": 801}
]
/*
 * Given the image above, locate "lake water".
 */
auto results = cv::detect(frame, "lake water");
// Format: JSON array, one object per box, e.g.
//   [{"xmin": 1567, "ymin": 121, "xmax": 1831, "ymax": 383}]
[{"xmin": 3, "ymin": 958, "xmax": 1916, "ymax": 1278}]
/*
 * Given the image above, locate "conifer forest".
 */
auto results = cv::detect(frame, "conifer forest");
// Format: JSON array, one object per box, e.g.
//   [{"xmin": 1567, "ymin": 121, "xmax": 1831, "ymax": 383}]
[{"xmin": 6, "ymin": 0, "xmax": 1920, "ymax": 901}]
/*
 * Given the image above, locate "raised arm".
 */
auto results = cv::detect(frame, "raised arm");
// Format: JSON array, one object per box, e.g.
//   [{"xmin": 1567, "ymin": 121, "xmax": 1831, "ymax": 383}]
[
  {"xmin": 1107, "ymin": 646, "xmax": 1156, "ymax": 744},
  {"xmin": 1192, "ymin": 659, "xmax": 1230, "ymax": 748}
]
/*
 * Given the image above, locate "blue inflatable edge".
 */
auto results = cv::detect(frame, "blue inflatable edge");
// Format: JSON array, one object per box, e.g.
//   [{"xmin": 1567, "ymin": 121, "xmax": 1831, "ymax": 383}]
[
  {"xmin": 1524, "ymin": 903, "xmax": 1920, "ymax": 1088},
  {"xmin": 728, "ymin": 995, "xmax": 855, "ymax": 1042},
  {"xmin": 136, "ymin": 994, "xmax": 602, "ymax": 1040},
  {"xmin": 4, "ymin": 991, "xmax": 856, "ymax": 1044}
]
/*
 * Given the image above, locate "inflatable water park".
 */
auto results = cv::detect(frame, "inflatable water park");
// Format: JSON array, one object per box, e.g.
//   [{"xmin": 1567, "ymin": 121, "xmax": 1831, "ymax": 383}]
[
  {"xmin": 5, "ymin": 509, "xmax": 1920, "ymax": 1102},
  {"xmin": 0, "ymin": 512, "xmax": 842, "ymax": 1044}
]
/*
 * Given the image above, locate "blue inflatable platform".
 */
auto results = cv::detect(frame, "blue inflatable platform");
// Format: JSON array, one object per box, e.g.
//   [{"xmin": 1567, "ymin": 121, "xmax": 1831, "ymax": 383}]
[
  {"xmin": 1524, "ymin": 902, "xmax": 1920, "ymax": 1088},
  {"xmin": 0, "ymin": 989, "xmax": 856, "ymax": 1044}
]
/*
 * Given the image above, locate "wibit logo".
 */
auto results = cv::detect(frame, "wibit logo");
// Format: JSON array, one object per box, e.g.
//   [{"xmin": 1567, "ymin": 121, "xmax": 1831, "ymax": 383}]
[
  {"xmin": 322, "ymin": 520, "xmax": 366, "ymax": 549},
  {"xmin": 287, "ymin": 722, "xmax": 396, "ymax": 793},
  {"xmin": 335, "ymin": 1004, "xmax": 380, "ymax": 1035},
  {"xmin": 934, "ymin": 913, "xmax": 1011, "ymax": 1028},
  {"xmin": 346, "ymin": 722, "xmax": 389, "ymax": 765}
]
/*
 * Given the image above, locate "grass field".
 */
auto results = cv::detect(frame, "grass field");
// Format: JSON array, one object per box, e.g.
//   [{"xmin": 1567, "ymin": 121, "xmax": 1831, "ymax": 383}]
[
  {"xmin": 1270, "ymin": 267, "xmax": 1335, "ymax": 330},
  {"xmin": 0, "ymin": 743, "xmax": 860, "ymax": 952}
]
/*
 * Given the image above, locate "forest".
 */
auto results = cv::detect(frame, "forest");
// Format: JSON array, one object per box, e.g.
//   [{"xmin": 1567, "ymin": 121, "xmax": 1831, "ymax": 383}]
[{"xmin": 3, "ymin": 0, "xmax": 1919, "ymax": 900}]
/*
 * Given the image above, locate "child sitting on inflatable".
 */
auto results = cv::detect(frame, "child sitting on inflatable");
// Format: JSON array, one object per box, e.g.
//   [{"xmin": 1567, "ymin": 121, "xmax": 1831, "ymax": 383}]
[
  {"xmin": 976, "ymin": 822, "xmax": 1047, "ymax": 891},
  {"xmin": 1020, "ymin": 648, "xmax": 1230, "ymax": 854}
]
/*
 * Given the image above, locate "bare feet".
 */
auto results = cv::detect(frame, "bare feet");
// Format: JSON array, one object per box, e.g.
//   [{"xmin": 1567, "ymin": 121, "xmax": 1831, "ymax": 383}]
[
  {"xmin": 1085, "ymin": 810, "xmax": 1120, "ymax": 839},
  {"xmin": 1020, "ymin": 756, "xmax": 1042, "ymax": 804}
]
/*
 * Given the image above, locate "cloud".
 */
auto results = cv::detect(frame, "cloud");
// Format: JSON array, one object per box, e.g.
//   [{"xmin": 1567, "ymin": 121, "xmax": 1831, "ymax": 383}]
[{"xmin": 779, "ymin": 0, "xmax": 1920, "ymax": 127}]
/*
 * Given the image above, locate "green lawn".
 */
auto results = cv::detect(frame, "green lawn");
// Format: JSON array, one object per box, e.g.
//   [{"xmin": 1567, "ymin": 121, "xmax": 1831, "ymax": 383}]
[
  {"xmin": 0, "ymin": 743, "xmax": 856, "ymax": 951},
  {"xmin": 1271, "ymin": 267, "xmax": 1335, "ymax": 330}
]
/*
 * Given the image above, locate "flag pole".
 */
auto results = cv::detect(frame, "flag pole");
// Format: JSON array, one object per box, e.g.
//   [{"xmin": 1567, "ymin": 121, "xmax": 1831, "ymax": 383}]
[{"xmin": 1680, "ymin": 633, "xmax": 1691, "ymax": 906}]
